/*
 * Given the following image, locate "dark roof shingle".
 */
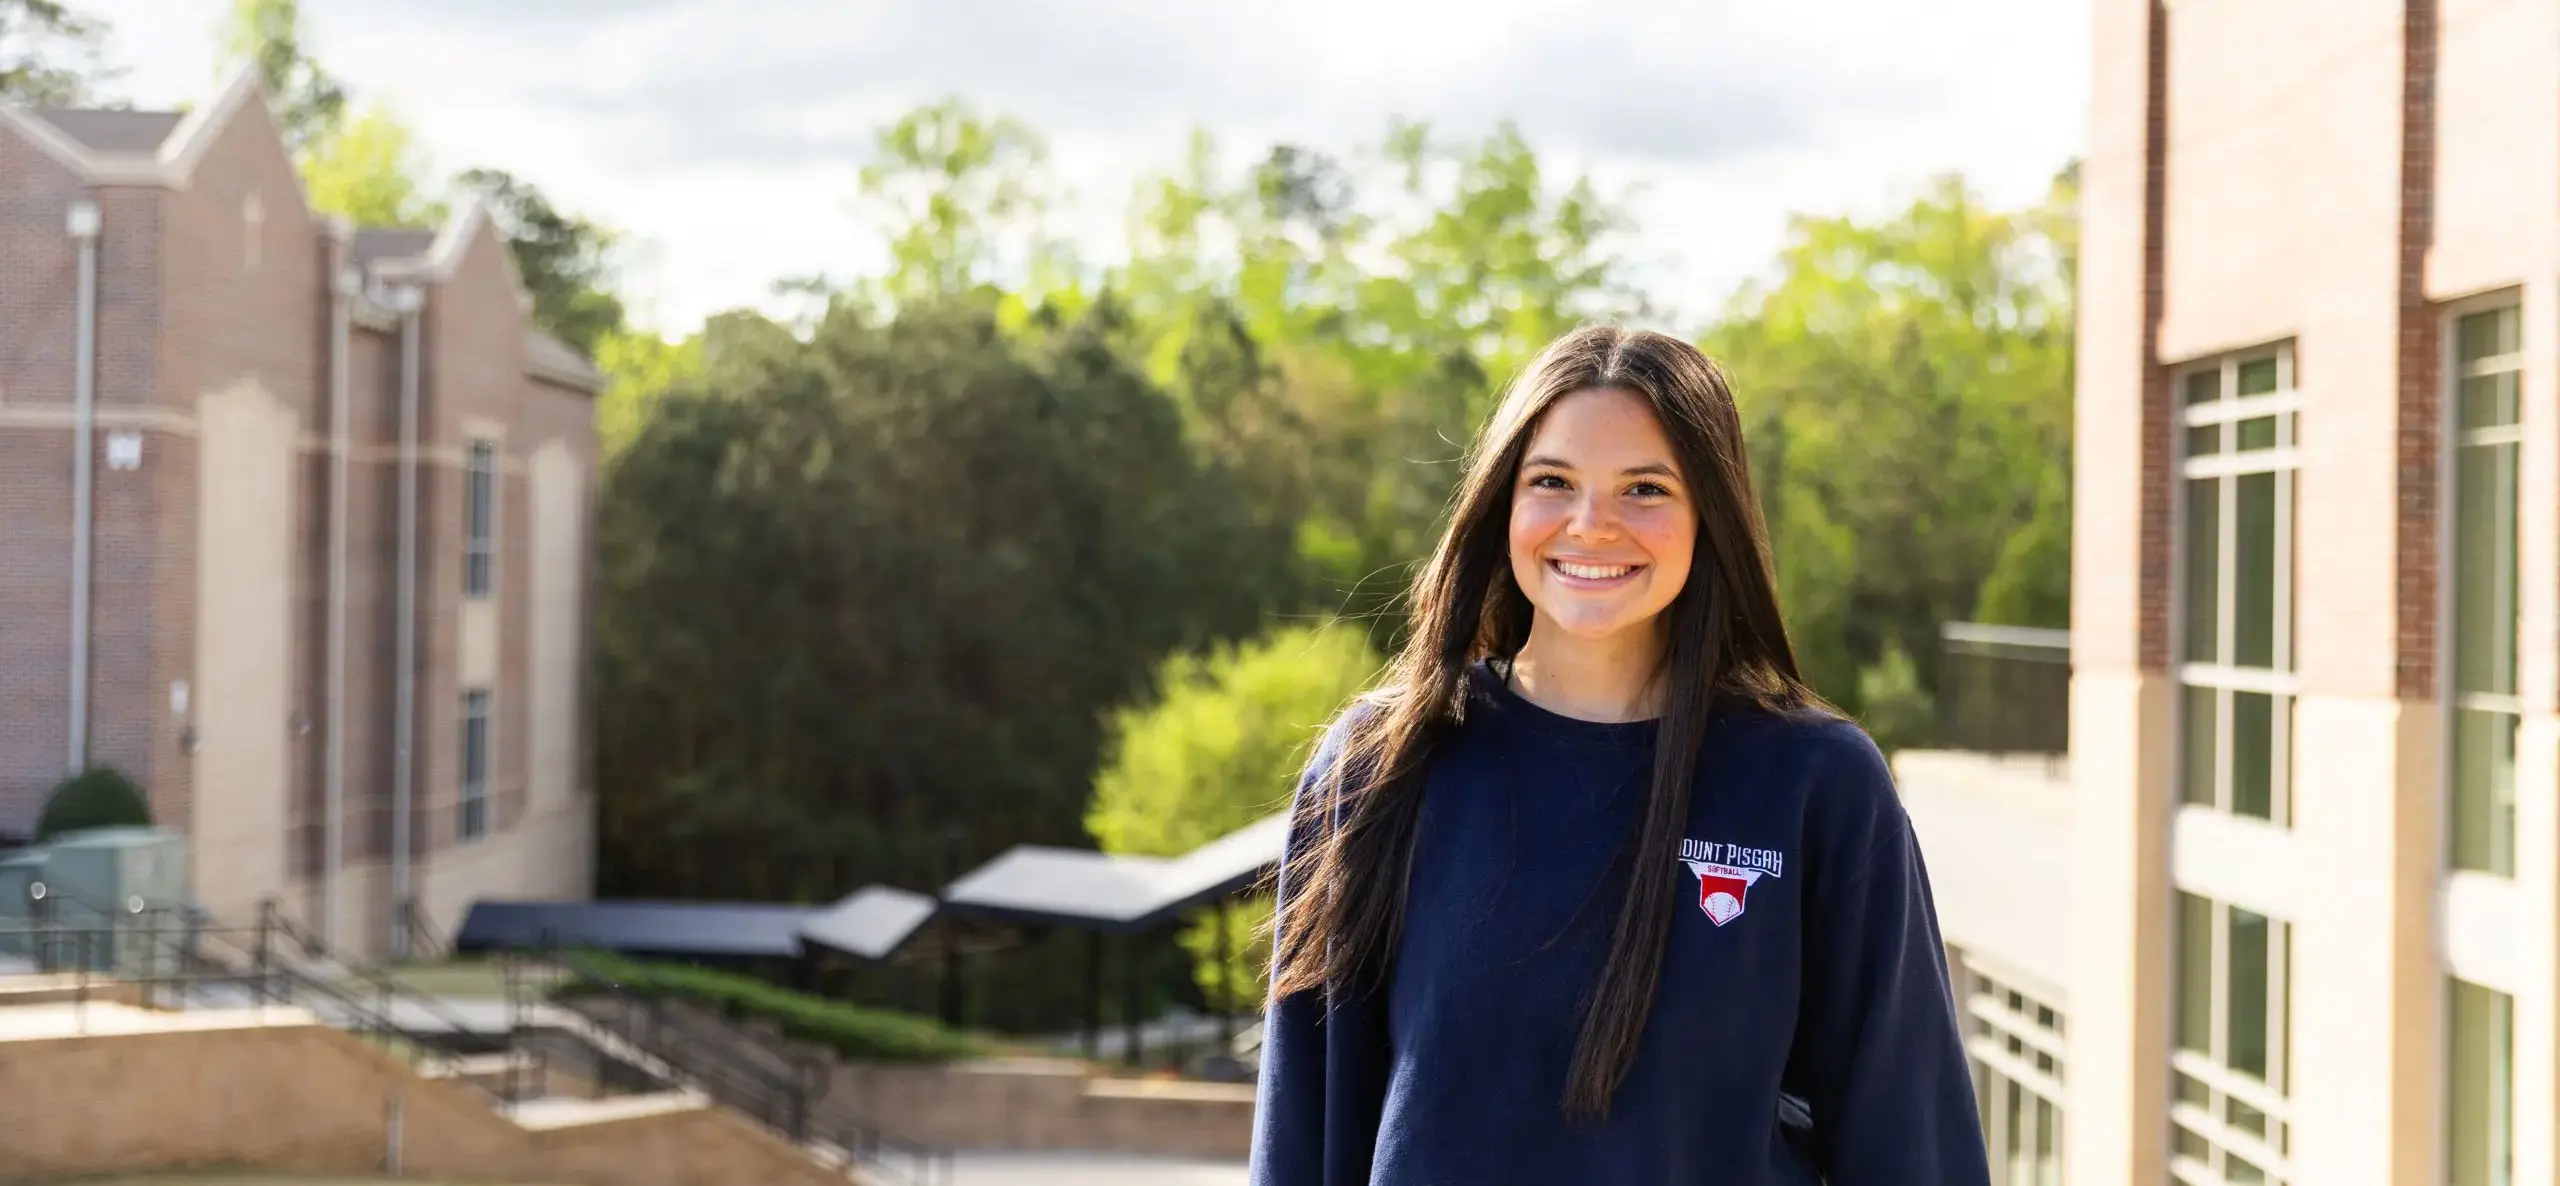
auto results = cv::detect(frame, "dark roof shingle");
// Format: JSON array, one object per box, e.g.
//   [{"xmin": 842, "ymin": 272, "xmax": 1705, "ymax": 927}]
[
  {"xmin": 28, "ymin": 109, "xmax": 184, "ymax": 155},
  {"xmin": 352, "ymin": 228, "xmax": 438, "ymax": 268}
]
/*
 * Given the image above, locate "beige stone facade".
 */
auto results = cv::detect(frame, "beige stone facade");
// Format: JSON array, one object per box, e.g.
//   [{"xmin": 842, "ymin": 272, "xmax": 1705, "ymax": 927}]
[
  {"xmin": 0, "ymin": 70, "xmax": 599, "ymax": 957},
  {"xmin": 1900, "ymin": 2, "xmax": 2553, "ymax": 1184}
]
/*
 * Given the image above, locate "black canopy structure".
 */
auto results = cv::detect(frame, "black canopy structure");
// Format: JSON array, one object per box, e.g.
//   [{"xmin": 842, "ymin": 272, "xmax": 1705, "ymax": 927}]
[
  {"xmin": 797, "ymin": 886, "xmax": 940, "ymax": 961},
  {"xmin": 934, "ymin": 813, "xmax": 1287, "ymax": 934},
  {"xmin": 454, "ymin": 888, "xmax": 940, "ymax": 964},
  {"xmin": 453, "ymin": 812, "xmax": 1293, "ymax": 1068}
]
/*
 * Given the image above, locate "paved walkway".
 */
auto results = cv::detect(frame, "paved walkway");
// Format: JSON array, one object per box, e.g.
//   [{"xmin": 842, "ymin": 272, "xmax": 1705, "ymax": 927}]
[{"xmin": 948, "ymin": 1152, "xmax": 1245, "ymax": 1185}]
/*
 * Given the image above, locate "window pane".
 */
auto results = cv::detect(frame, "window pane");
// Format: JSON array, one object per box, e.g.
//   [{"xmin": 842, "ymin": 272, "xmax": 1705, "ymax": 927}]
[
  {"xmin": 2179, "ymin": 893, "xmax": 2215, "ymax": 1054},
  {"xmin": 2034, "ymin": 1098, "xmax": 2059, "ymax": 1186},
  {"xmin": 2227, "ymin": 1096, "xmax": 2268, "ymax": 1139},
  {"xmin": 2187, "ymin": 424, "xmax": 2222, "ymax": 457},
  {"xmin": 2005, "ymin": 1081, "xmax": 2027, "ymax": 1185},
  {"xmin": 2449, "ymin": 979, "xmax": 2515, "ymax": 1186},
  {"xmin": 2460, "ymin": 373, "xmax": 2520, "ymax": 430},
  {"xmin": 2228, "ymin": 907, "xmax": 2272, "ymax": 1081},
  {"xmin": 2236, "ymin": 416, "xmax": 2278, "ymax": 451},
  {"xmin": 2186, "ymin": 479, "xmax": 2221, "ymax": 663},
  {"xmin": 2234, "ymin": 473, "xmax": 2276, "ymax": 668},
  {"xmin": 2175, "ymin": 1126, "xmax": 2210, "ymax": 1162},
  {"xmin": 2452, "ymin": 708, "xmax": 2519, "ymax": 877},
  {"xmin": 2186, "ymin": 370, "xmax": 2222, "ymax": 405},
  {"xmin": 2177, "ymin": 1072, "xmax": 2211, "ymax": 1106},
  {"xmin": 2231, "ymin": 692, "xmax": 2273, "ymax": 820},
  {"xmin": 2453, "ymin": 442, "xmax": 2519, "ymax": 695},
  {"xmin": 2226, "ymin": 1153, "xmax": 2268, "ymax": 1184},
  {"xmin": 2183, "ymin": 686, "xmax": 2219, "ymax": 807},
  {"xmin": 2237, "ymin": 356, "xmax": 2280, "ymax": 396},
  {"xmin": 2458, "ymin": 306, "xmax": 2520, "ymax": 363}
]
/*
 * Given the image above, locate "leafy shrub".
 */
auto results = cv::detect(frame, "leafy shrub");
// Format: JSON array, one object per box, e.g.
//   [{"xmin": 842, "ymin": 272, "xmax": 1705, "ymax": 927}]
[
  {"xmin": 36, "ymin": 766, "xmax": 151, "ymax": 842},
  {"xmin": 558, "ymin": 951, "xmax": 983, "ymax": 1063}
]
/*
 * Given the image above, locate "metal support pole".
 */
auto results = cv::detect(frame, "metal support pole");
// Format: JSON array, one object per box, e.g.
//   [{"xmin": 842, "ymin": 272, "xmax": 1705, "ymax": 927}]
[
  {"xmin": 1083, "ymin": 931, "xmax": 1102, "ymax": 1061},
  {"xmin": 255, "ymin": 901, "xmax": 273, "ymax": 1007},
  {"xmin": 1122, "ymin": 934, "xmax": 1143, "ymax": 1067},
  {"xmin": 1215, "ymin": 897, "xmax": 1235, "ymax": 1051}
]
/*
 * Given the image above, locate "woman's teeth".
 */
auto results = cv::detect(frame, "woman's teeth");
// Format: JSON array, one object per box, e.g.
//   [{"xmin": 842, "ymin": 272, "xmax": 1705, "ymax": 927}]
[{"xmin": 1554, "ymin": 560, "xmax": 1634, "ymax": 580}]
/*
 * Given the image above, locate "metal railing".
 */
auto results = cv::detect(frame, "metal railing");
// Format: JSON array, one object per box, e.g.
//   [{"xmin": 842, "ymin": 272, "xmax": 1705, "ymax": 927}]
[
  {"xmin": 534, "ymin": 948, "xmax": 954, "ymax": 1186},
  {"xmin": 0, "ymin": 899, "xmax": 513, "ymax": 1110}
]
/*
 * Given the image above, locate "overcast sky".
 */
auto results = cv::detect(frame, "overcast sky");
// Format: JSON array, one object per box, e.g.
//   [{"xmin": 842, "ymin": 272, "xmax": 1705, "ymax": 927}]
[{"xmin": 76, "ymin": 0, "xmax": 2089, "ymax": 335}]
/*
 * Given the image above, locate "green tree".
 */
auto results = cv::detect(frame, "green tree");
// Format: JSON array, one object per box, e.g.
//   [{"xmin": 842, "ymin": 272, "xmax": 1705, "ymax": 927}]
[
  {"xmin": 1, "ymin": 0, "xmax": 115, "ymax": 104},
  {"xmin": 595, "ymin": 298, "xmax": 1269, "ymax": 908},
  {"xmin": 1706, "ymin": 170, "xmax": 2076, "ymax": 749},
  {"xmin": 222, "ymin": 0, "xmax": 340, "ymax": 153},
  {"xmin": 1086, "ymin": 623, "xmax": 1380, "ymax": 1012},
  {"xmin": 593, "ymin": 326, "xmax": 702, "ymax": 457},
  {"xmin": 300, "ymin": 103, "xmax": 443, "ymax": 228},
  {"xmin": 856, "ymin": 99, "xmax": 1048, "ymax": 309},
  {"xmin": 458, "ymin": 167, "xmax": 627, "ymax": 354}
]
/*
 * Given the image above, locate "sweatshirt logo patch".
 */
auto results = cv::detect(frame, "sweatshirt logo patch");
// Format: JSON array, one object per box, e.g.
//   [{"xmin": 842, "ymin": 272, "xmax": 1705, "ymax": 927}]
[{"xmin": 1678, "ymin": 839, "xmax": 1783, "ymax": 926}]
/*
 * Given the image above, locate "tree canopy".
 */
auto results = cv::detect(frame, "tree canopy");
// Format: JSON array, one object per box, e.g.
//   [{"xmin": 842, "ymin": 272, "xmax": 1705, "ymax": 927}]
[
  {"xmin": 1086, "ymin": 624, "xmax": 1382, "ymax": 1009},
  {"xmin": 1, "ymin": 0, "xmax": 115, "ymax": 105}
]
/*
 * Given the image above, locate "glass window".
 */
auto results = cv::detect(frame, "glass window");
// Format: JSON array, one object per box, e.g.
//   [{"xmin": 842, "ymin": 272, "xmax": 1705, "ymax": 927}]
[
  {"xmin": 2234, "ymin": 472, "xmax": 2277, "ymax": 668},
  {"xmin": 460, "ymin": 689, "xmax": 490, "ymax": 841},
  {"xmin": 2452, "ymin": 709, "xmax": 2518, "ymax": 877},
  {"xmin": 2451, "ymin": 304, "xmax": 2522, "ymax": 878},
  {"xmin": 2448, "ymin": 979, "xmax": 2514, "ymax": 1186},
  {"xmin": 465, "ymin": 440, "xmax": 498, "ymax": 599},
  {"xmin": 2179, "ymin": 892, "xmax": 2215, "ymax": 1054},
  {"xmin": 2185, "ymin": 478, "xmax": 2221, "ymax": 663},
  {"xmin": 2232, "ymin": 692, "xmax": 2274, "ymax": 820},
  {"xmin": 2227, "ymin": 908, "xmax": 2272, "ymax": 1081},
  {"xmin": 2180, "ymin": 348, "xmax": 2297, "ymax": 828}
]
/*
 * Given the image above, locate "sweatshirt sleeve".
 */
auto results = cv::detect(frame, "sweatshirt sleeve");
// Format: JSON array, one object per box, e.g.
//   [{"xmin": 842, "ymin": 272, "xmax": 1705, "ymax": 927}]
[
  {"xmin": 1786, "ymin": 725, "xmax": 1992, "ymax": 1186},
  {"xmin": 1248, "ymin": 714, "xmax": 1386, "ymax": 1186}
]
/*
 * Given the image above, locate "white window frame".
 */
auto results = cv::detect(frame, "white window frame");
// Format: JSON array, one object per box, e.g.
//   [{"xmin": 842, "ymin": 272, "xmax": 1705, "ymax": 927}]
[
  {"xmin": 465, "ymin": 440, "xmax": 499, "ymax": 600},
  {"xmin": 2446, "ymin": 975, "xmax": 2516, "ymax": 1186},
  {"xmin": 1966, "ymin": 967, "xmax": 2066, "ymax": 1186},
  {"xmin": 460, "ymin": 688, "xmax": 491, "ymax": 842},
  {"xmin": 2172, "ymin": 892, "xmax": 2293, "ymax": 1186},
  {"xmin": 2175, "ymin": 345, "xmax": 2301, "ymax": 828},
  {"xmin": 2441, "ymin": 296, "xmax": 2524, "ymax": 880}
]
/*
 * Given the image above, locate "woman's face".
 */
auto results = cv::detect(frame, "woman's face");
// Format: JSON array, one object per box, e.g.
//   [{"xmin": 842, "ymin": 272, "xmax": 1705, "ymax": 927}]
[{"xmin": 1506, "ymin": 387, "xmax": 1697, "ymax": 643}]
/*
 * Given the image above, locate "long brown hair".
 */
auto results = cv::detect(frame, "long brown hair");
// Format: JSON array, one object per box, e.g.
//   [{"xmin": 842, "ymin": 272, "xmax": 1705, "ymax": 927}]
[{"xmin": 1266, "ymin": 324, "xmax": 1826, "ymax": 1122}]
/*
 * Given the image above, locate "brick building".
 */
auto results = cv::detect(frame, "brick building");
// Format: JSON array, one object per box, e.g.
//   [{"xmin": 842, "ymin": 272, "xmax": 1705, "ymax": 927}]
[
  {"xmin": 0, "ymin": 69, "xmax": 598, "ymax": 958},
  {"xmin": 1894, "ymin": 2, "xmax": 2548, "ymax": 1185}
]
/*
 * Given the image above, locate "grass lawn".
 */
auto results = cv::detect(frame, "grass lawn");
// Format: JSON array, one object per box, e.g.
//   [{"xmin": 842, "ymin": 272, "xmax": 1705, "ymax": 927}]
[{"xmin": 329, "ymin": 959, "xmax": 561, "ymax": 1000}]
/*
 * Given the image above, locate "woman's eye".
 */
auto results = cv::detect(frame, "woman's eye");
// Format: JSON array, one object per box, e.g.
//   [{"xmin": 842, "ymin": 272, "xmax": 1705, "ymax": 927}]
[
  {"xmin": 1629, "ymin": 482, "xmax": 1671, "ymax": 499},
  {"xmin": 1528, "ymin": 474, "xmax": 1570, "ymax": 491}
]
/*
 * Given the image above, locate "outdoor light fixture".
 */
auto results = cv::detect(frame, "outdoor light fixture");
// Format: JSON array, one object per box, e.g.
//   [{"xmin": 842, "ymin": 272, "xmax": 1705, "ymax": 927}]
[
  {"xmin": 29, "ymin": 883, "xmax": 45, "ymax": 901},
  {"xmin": 65, "ymin": 199, "xmax": 99, "ymax": 240}
]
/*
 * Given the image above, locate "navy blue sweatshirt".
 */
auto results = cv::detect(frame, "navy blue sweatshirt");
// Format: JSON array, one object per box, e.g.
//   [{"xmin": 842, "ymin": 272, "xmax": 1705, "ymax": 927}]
[{"xmin": 1249, "ymin": 661, "xmax": 1989, "ymax": 1186}]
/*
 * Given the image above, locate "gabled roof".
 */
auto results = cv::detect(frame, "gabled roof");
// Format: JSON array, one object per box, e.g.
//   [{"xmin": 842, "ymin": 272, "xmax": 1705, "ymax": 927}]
[
  {"xmin": 0, "ymin": 65, "xmax": 266, "ymax": 188},
  {"xmin": 526, "ymin": 330, "xmax": 605, "ymax": 391},
  {"xmin": 26, "ymin": 109, "xmax": 184, "ymax": 155}
]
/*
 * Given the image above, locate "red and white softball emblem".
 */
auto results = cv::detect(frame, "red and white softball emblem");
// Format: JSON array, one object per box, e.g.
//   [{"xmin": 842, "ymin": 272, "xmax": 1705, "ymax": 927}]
[{"xmin": 1683, "ymin": 860, "xmax": 1763, "ymax": 925}]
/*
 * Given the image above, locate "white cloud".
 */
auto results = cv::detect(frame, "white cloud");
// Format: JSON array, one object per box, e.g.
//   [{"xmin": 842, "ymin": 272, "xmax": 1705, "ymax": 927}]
[{"xmin": 72, "ymin": 0, "xmax": 2088, "ymax": 334}]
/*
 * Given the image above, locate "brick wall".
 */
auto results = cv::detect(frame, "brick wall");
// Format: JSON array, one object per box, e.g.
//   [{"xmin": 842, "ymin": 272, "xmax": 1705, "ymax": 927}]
[
  {"xmin": 1, "ymin": 87, "xmax": 598, "ymax": 948},
  {"xmin": 0, "ymin": 127, "xmax": 92, "ymax": 831}
]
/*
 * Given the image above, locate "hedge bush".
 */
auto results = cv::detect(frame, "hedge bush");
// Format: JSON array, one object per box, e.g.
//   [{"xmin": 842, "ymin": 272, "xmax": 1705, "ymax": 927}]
[
  {"xmin": 558, "ymin": 951, "xmax": 983, "ymax": 1063},
  {"xmin": 36, "ymin": 766, "xmax": 151, "ymax": 841}
]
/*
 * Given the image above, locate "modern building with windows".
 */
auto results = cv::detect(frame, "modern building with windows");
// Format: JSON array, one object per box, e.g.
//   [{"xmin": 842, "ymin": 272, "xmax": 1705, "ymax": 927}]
[
  {"xmin": 1899, "ymin": 1, "xmax": 2551, "ymax": 1183},
  {"xmin": 0, "ymin": 69, "xmax": 600, "ymax": 957}
]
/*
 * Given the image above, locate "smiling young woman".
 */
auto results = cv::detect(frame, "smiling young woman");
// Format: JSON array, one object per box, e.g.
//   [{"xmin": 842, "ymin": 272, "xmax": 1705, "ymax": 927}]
[{"xmin": 1248, "ymin": 326, "xmax": 1989, "ymax": 1186}]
